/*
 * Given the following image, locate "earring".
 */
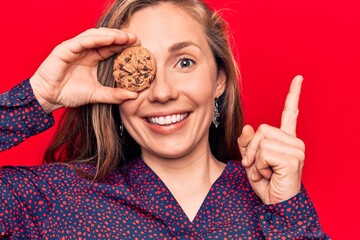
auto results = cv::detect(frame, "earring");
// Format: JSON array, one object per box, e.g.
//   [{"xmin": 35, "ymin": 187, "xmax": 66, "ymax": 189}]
[
  {"xmin": 212, "ymin": 98, "xmax": 220, "ymax": 128},
  {"xmin": 119, "ymin": 121, "xmax": 124, "ymax": 137}
]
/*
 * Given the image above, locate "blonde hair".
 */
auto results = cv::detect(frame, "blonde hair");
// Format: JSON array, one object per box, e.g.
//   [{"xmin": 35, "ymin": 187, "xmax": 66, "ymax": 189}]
[{"xmin": 45, "ymin": 0, "xmax": 243, "ymax": 180}]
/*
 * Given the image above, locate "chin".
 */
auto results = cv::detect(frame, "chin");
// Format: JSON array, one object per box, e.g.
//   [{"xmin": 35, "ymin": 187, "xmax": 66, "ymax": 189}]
[
  {"xmin": 144, "ymin": 144, "xmax": 194, "ymax": 160},
  {"xmin": 156, "ymin": 149, "xmax": 191, "ymax": 159}
]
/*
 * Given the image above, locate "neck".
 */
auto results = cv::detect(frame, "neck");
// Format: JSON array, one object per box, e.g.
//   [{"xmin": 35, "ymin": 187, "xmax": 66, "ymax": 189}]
[
  {"xmin": 142, "ymin": 146, "xmax": 224, "ymax": 184},
  {"xmin": 141, "ymin": 145, "xmax": 226, "ymax": 222}
]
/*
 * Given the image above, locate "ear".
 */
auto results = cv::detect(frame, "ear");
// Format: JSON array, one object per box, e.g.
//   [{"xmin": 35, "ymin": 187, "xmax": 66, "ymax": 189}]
[{"xmin": 215, "ymin": 70, "xmax": 227, "ymax": 98}]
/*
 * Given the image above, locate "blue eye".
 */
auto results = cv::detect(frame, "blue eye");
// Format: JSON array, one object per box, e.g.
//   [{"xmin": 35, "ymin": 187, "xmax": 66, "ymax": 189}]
[{"xmin": 176, "ymin": 58, "xmax": 195, "ymax": 69}]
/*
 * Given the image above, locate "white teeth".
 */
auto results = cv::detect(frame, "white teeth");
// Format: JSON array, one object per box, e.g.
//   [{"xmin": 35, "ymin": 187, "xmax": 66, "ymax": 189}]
[
  {"xmin": 165, "ymin": 115, "xmax": 172, "ymax": 124},
  {"xmin": 147, "ymin": 113, "xmax": 189, "ymax": 125}
]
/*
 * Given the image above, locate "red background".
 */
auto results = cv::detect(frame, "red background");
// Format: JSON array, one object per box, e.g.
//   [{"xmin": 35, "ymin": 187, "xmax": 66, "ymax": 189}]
[{"xmin": 1, "ymin": 0, "xmax": 359, "ymax": 238}]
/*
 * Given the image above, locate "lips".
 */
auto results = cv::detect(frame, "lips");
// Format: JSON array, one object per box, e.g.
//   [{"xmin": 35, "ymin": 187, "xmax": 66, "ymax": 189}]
[{"xmin": 146, "ymin": 113, "xmax": 189, "ymax": 126}]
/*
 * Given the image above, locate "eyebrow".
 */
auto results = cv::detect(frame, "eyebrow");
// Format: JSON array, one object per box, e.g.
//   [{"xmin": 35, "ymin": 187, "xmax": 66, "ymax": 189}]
[{"xmin": 168, "ymin": 41, "xmax": 201, "ymax": 53}]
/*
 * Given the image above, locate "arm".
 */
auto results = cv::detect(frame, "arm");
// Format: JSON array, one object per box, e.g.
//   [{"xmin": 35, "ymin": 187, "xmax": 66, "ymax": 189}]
[
  {"xmin": 1, "ymin": 28, "xmax": 142, "ymax": 236},
  {"xmin": 0, "ymin": 79, "xmax": 54, "ymax": 152},
  {"xmin": 0, "ymin": 164, "xmax": 67, "ymax": 238},
  {"xmin": 1, "ymin": 28, "xmax": 141, "ymax": 153}
]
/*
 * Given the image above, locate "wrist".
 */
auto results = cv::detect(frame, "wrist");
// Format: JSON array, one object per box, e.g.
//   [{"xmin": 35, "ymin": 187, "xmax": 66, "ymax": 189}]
[{"xmin": 29, "ymin": 76, "xmax": 62, "ymax": 114}]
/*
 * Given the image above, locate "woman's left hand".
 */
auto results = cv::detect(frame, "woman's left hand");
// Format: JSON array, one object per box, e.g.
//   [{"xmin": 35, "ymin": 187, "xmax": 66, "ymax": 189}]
[{"xmin": 238, "ymin": 75, "xmax": 305, "ymax": 204}]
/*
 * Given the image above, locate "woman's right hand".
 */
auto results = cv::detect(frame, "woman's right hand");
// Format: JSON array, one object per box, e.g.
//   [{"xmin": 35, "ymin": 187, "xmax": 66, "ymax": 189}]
[{"xmin": 29, "ymin": 28, "xmax": 140, "ymax": 114}]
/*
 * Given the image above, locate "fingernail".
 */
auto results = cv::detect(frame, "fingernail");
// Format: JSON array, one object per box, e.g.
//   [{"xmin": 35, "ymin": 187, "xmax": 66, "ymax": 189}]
[
  {"xmin": 129, "ymin": 93, "xmax": 139, "ymax": 99},
  {"xmin": 242, "ymin": 156, "xmax": 247, "ymax": 165},
  {"xmin": 295, "ymin": 75, "xmax": 304, "ymax": 83},
  {"xmin": 251, "ymin": 168, "xmax": 257, "ymax": 181},
  {"xmin": 127, "ymin": 33, "xmax": 136, "ymax": 38}
]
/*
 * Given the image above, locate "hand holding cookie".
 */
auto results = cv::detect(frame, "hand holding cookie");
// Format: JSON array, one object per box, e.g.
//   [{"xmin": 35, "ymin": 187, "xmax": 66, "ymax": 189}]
[{"xmin": 29, "ymin": 28, "xmax": 140, "ymax": 113}]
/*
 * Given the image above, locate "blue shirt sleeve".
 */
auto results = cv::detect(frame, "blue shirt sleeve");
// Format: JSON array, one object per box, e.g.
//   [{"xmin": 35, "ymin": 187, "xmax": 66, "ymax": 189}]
[
  {"xmin": 0, "ymin": 79, "xmax": 55, "ymax": 152},
  {"xmin": 0, "ymin": 164, "xmax": 71, "ymax": 238},
  {"xmin": 256, "ymin": 185, "xmax": 330, "ymax": 239}
]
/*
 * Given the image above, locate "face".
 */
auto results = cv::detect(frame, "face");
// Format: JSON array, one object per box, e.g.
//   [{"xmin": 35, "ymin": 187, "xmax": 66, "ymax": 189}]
[{"xmin": 119, "ymin": 3, "xmax": 226, "ymax": 161}]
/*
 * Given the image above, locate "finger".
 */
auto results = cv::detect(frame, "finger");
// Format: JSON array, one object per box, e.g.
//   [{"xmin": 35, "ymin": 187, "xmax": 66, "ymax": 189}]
[
  {"xmin": 250, "ymin": 147, "xmax": 273, "ymax": 182},
  {"xmin": 251, "ymin": 164, "xmax": 272, "ymax": 182},
  {"xmin": 249, "ymin": 135, "xmax": 305, "ymax": 182},
  {"xmin": 95, "ymin": 32, "xmax": 141, "ymax": 61},
  {"xmin": 59, "ymin": 33, "xmax": 135, "ymax": 62},
  {"xmin": 280, "ymin": 75, "xmax": 303, "ymax": 136},
  {"xmin": 256, "ymin": 150, "xmax": 302, "ymax": 178},
  {"xmin": 243, "ymin": 163, "xmax": 270, "ymax": 201},
  {"xmin": 258, "ymin": 138, "xmax": 305, "ymax": 159},
  {"xmin": 81, "ymin": 29, "xmax": 141, "ymax": 46},
  {"xmin": 252, "ymin": 148, "xmax": 284, "ymax": 182},
  {"xmin": 75, "ymin": 27, "xmax": 118, "ymax": 37},
  {"xmin": 75, "ymin": 34, "xmax": 131, "ymax": 52},
  {"xmin": 75, "ymin": 28, "xmax": 131, "ymax": 39},
  {"xmin": 241, "ymin": 134, "xmax": 263, "ymax": 168},
  {"xmin": 242, "ymin": 123, "xmax": 303, "ymax": 168},
  {"xmin": 250, "ymin": 152, "xmax": 279, "ymax": 183},
  {"xmin": 114, "ymin": 32, "xmax": 139, "ymax": 46},
  {"xmin": 91, "ymin": 86, "xmax": 139, "ymax": 104},
  {"xmin": 94, "ymin": 42, "xmax": 141, "ymax": 61},
  {"xmin": 238, "ymin": 125, "xmax": 255, "ymax": 158}
]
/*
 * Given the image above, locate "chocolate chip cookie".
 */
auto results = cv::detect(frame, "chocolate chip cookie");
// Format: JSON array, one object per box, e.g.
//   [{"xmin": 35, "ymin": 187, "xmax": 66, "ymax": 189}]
[{"xmin": 113, "ymin": 46, "xmax": 156, "ymax": 92}]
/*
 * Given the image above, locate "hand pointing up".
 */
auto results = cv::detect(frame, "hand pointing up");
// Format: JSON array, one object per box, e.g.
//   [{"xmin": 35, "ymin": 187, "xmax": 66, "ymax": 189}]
[{"xmin": 238, "ymin": 75, "xmax": 305, "ymax": 204}]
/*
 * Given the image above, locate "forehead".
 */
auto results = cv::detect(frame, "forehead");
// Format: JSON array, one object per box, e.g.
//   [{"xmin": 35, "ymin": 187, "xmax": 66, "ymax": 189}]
[{"xmin": 123, "ymin": 3, "xmax": 209, "ymax": 52}]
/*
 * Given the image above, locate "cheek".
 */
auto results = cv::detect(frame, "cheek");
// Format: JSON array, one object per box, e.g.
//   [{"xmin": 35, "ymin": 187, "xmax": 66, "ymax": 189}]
[
  {"xmin": 118, "ymin": 101, "xmax": 144, "ymax": 140},
  {"xmin": 190, "ymin": 55, "xmax": 219, "ymax": 92},
  {"xmin": 179, "ymin": 72, "xmax": 218, "ymax": 102},
  {"xmin": 119, "ymin": 102, "xmax": 134, "ymax": 116},
  {"xmin": 118, "ymin": 96, "xmax": 144, "ymax": 121},
  {"xmin": 119, "ymin": 104, "xmax": 132, "ymax": 120}
]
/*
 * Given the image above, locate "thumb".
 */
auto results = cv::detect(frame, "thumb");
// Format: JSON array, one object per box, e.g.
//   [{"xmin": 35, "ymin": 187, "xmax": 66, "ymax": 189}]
[
  {"xmin": 237, "ymin": 125, "xmax": 255, "ymax": 158},
  {"xmin": 92, "ymin": 86, "xmax": 139, "ymax": 104}
]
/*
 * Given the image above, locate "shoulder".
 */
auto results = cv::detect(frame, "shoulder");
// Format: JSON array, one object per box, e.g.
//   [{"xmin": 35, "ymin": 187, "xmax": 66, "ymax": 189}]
[
  {"xmin": 0, "ymin": 162, "xmax": 91, "ymax": 187},
  {"xmin": 218, "ymin": 160, "xmax": 263, "ymax": 205},
  {"xmin": 224, "ymin": 160, "xmax": 247, "ymax": 178},
  {"xmin": 219, "ymin": 160, "xmax": 250, "ymax": 189}
]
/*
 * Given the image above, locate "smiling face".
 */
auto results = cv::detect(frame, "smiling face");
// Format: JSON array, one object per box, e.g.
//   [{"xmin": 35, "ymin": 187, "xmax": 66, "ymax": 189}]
[{"xmin": 119, "ymin": 3, "xmax": 226, "ymax": 161}]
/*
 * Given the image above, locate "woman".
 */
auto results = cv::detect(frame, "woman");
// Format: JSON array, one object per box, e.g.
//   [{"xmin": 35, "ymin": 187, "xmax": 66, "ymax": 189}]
[{"xmin": 0, "ymin": 0, "xmax": 329, "ymax": 238}]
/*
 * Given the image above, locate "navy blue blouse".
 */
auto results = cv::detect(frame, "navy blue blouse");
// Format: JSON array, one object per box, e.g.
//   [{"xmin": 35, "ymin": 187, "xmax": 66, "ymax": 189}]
[{"xmin": 0, "ymin": 80, "xmax": 330, "ymax": 239}]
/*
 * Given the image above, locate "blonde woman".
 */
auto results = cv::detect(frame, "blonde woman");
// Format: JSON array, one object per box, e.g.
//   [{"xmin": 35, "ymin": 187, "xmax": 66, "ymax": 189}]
[{"xmin": 0, "ymin": 0, "xmax": 329, "ymax": 238}]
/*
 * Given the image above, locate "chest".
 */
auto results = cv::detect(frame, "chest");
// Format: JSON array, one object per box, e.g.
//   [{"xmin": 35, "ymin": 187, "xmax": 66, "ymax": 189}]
[{"xmin": 38, "ymin": 180, "xmax": 264, "ymax": 239}]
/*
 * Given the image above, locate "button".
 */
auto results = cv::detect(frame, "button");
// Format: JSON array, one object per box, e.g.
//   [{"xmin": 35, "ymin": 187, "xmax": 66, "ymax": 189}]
[
  {"xmin": 18, "ymin": 93, "xmax": 27, "ymax": 100},
  {"xmin": 264, "ymin": 212, "xmax": 272, "ymax": 221}
]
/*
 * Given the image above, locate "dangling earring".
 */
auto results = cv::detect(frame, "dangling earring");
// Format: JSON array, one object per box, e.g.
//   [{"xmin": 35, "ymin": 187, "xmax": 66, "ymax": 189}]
[
  {"xmin": 119, "ymin": 121, "xmax": 124, "ymax": 137},
  {"xmin": 212, "ymin": 98, "xmax": 220, "ymax": 128}
]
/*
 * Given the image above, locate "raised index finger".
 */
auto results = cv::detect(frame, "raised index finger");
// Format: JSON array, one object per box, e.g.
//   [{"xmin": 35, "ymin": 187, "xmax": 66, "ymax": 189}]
[{"xmin": 280, "ymin": 75, "xmax": 303, "ymax": 136}]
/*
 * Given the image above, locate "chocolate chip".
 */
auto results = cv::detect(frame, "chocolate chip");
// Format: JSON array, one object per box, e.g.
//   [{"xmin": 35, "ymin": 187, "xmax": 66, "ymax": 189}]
[
  {"xmin": 135, "ymin": 77, "xmax": 141, "ymax": 84},
  {"xmin": 143, "ymin": 66, "xmax": 148, "ymax": 71},
  {"xmin": 125, "ymin": 57, "xmax": 130, "ymax": 63}
]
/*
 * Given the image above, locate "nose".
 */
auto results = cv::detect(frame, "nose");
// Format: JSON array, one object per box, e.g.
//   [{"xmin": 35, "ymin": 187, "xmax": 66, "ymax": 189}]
[{"xmin": 147, "ymin": 68, "xmax": 179, "ymax": 103}]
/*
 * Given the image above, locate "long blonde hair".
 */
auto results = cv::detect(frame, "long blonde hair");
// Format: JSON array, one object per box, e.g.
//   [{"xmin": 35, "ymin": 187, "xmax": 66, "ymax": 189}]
[{"xmin": 45, "ymin": 0, "xmax": 243, "ymax": 180}]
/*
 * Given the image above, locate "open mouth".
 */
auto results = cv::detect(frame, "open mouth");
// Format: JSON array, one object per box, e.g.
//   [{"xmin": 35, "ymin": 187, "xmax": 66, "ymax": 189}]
[{"xmin": 146, "ymin": 113, "xmax": 190, "ymax": 126}]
